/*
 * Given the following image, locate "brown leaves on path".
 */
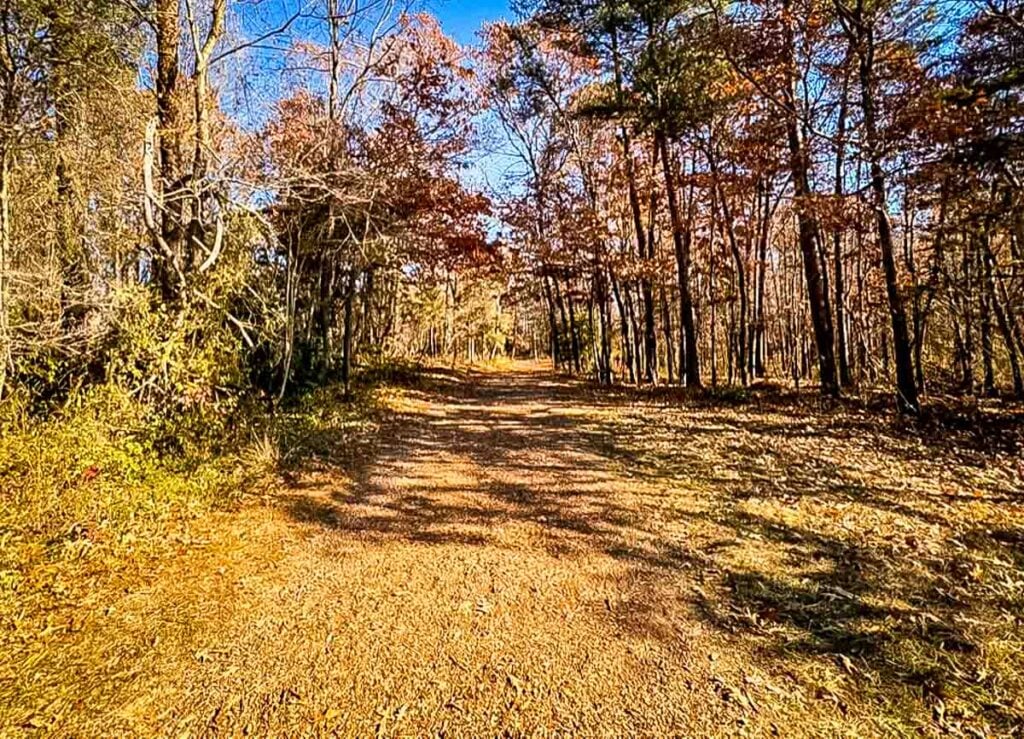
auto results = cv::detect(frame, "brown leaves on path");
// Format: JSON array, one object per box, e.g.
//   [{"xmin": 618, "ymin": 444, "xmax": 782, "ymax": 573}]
[{"xmin": 3, "ymin": 364, "xmax": 1022, "ymax": 737}]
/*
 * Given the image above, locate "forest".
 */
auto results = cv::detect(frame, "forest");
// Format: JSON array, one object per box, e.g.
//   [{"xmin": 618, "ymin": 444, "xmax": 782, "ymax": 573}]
[
  {"xmin": 1, "ymin": 0, "xmax": 1023, "ymax": 735},
  {"xmin": 1, "ymin": 0, "xmax": 1022, "ymax": 414}
]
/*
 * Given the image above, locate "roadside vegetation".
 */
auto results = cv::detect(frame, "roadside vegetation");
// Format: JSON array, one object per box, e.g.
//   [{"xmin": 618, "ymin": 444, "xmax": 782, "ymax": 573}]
[
  {"xmin": 0, "ymin": 0, "xmax": 1022, "ymax": 734},
  {"xmin": 599, "ymin": 388, "xmax": 1024, "ymax": 735},
  {"xmin": 3, "ymin": 365, "xmax": 1021, "ymax": 736}
]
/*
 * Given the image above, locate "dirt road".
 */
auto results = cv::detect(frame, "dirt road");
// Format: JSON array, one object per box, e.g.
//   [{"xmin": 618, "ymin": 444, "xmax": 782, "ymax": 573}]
[{"xmin": 6, "ymin": 365, "xmax": 1022, "ymax": 736}]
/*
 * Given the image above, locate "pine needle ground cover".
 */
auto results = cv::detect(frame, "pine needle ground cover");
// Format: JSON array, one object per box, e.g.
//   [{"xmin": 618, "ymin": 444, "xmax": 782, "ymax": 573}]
[{"xmin": 2, "ymin": 365, "xmax": 1021, "ymax": 737}]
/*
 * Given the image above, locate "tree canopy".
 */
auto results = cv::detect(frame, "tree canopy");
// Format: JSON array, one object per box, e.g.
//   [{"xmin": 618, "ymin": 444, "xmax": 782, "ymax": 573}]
[{"xmin": 0, "ymin": 0, "xmax": 1021, "ymax": 412}]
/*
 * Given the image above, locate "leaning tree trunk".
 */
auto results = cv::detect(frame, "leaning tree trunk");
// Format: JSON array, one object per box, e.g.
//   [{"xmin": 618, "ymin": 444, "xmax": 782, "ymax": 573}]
[
  {"xmin": 853, "ymin": 18, "xmax": 919, "ymax": 413},
  {"xmin": 782, "ymin": 0, "xmax": 839, "ymax": 397}
]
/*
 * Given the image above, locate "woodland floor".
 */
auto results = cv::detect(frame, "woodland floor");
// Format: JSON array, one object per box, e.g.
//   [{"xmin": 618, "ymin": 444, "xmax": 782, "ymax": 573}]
[{"xmin": 3, "ymin": 363, "xmax": 1024, "ymax": 737}]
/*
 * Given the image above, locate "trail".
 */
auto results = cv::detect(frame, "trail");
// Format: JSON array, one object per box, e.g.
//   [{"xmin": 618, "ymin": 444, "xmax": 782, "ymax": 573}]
[
  {"xmin": 6, "ymin": 367, "xmax": 751, "ymax": 736},
  {"xmin": 8, "ymin": 364, "xmax": 1023, "ymax": 736}
]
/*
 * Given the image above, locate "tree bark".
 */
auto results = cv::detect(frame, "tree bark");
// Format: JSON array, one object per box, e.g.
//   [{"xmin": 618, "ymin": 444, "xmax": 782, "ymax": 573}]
[
  {"xmin": 980, "ymin": 283, "xmax": 996, "ymax": 396},
  {"xmin": 782, "ymin": 0, "xmax": 839, "ymax": 396},
  {"xmin": 660, "ymin": 284, "xmax": 675, "ymax": 384},
  {"xmin": 566, "ymin": 279, "xmax": 582, "ymax": 374},
  {"xmin": 154, "ymin": 0, "xmax": 183, "ymax": 299},
  {"xmin": 832, "ymin": 67, "xmax": 853, "ymax": 388},
  {"xmin": 47, "ymin": 4, "xmax": 89, "ymax": 334},
  {"xmin": 0, "ymin": 141, "xmax": 10, "ymax": 398},
  {"xmin": 850, "ymin": 11, "xmax": 919, "ymax": 413},
  {"xmin": 754, "ymin": 178, "xmax": 771, "ymax": 378},
  {"xmin": 981, "ymin": 235, "xmax": 1024, "ymax": 397},
  {"xmin": 658, "ymin": 132, "xmax": 701, "ymax": 387},
  {"xmin": 186, "ymin": 0, "xmax": 226, "ymax": 269},
  {"xmin": 611, "ymin": 27, "xmax": 657, "ymax": 383},
  {"xmin": 610, "ymin": 269, "xmax": 636, "ymax": 383},
  {"xmin": 542, "ymin": 274, "xmax": 562, "ymax": 370},
  {"xmin": 553, "ymin": 276, "xmax": 571, "ymax": 371},
  {"xmin": 342, "ymin": 270, "xmax": 355, "ymax": 399},
  {"xmin": 708, "ymin": 148, "xmax": 748, "ymax": 386}
]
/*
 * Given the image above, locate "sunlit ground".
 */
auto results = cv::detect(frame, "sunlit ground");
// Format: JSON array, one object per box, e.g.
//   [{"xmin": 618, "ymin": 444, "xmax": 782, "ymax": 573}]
[{"xmin": 2, "ymin": 364, "xmax": 1022, "ymax": 736}]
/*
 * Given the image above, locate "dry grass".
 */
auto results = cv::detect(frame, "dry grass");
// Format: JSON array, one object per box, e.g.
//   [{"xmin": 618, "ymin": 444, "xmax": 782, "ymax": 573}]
[
  {"xmin": 1, "ymin": 364, "xmax": 1022, "ymax": 737},
  {"xmin": 595, "ymin": 384, "xmax": 1024, "ymax": 736}
]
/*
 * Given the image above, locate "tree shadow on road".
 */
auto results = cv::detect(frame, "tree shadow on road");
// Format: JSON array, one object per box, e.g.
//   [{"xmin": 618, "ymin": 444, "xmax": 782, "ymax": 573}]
[{"xmin": 275, "ymin": 366, "xmax": 1024, "ymax": 736}]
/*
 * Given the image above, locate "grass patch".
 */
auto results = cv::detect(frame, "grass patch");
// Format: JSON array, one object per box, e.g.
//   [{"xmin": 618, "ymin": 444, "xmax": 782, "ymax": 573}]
[
  {"xmin": 600, "ymin": 398, "xmax": 1024, "ymax": 735},
  {"xmin": 0, "ymin": 374, "xmax": 384, "ymax": 624},
  {"xmin": 1, "ymin": 387, "xmax": 241, "ymax": 576}
]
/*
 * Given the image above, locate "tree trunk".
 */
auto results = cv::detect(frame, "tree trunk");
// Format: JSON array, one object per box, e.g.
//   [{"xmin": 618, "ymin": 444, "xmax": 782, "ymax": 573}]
[
  {"xmin": 981, "ymin": 235, "xmax": 1024, "ymax": 397},
  {"xmin": 566, "ymin": 281, "xmax": 582, "ymax": 374},
  {"xmin": 624, "ymin": 281, "xmax": 642, "ymax": 382},
  {"xmin": 853, "ymin": 17, "xmax": 919, "ymax": 413},
  {"xmin": 782, "ymin": 0, "xmax": 839, "ymax": 396},
  {"xmin": 610, "ymin": 270, "xmax": 636, "ymax": 383},
  {"xmin": 833, "ymin": 68, "xmax": 853, "ymax": 388},
  {"xmin": 914, "ymin": 178, "xmax": 949, "ymax": 393},
  {"xmin": 708, "ymin": 150, "xmax": 748, "ymax": 386},
  {"xmin": 980, "ymin": 285, "xmax": 996, "ymax": 396},
  {"xmin": 611, "ymin": 28, "xmax": 657, "ymax": 383},
  {"xmin": 47, "ymin": 4, "xmax": 89, "ymax": 335},
  {"xmin": 0, "ymin": 142, "xmax": 10, "ymax": 398},
  {"xmin": 710, "ymin": 211, "xmax": 718, "ymax": 388},
  {"xmin": 542, "ymin": 274, "xmax": 562, "ymax": 370},
  {"xmin": 593, "ymin": 269, "xmax": 613, "ymax": 383},
  {"xmin": 553, "ymin": 277, "xmax": 572, "ymax": 371},
  {"xmin": 658, "ymin": 132, "xmax": 701, "ymax": 387},
  {"xmin": 316, "ymin": 262, "xmax": 336, "ymax": 380},
  {"xmin": 342, "ymin": 270, "xmax": 355, "ymax": 399},
  {"xmin": 754, "ymin": 179, "xmax": 771, "ymax": 378},
  {"xmin": 186, "ymin": 0, "xmax": 226, "ymax": 271},
  {"xmin": 154, "ymin": 0, "xmax": 183, "ymax": 300},
  {"xmin": 985, "ymin": 231, "xmax": 1024, "ymax": 380},
  {"xmin": 660, "ymin": 284, "xmax": 675, "ymax": 384}
]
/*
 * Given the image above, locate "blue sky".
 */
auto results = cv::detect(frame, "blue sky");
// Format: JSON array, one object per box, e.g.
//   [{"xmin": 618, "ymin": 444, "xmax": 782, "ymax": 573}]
[
  {"xmin": 221, "ymin": 0, "xmax": 519, "ymax": 197},
  {"xmin": 420, "ymin": 0, "xmax": 519, "ymax": 198},
  {"xmin": 225, "ymin": 0, "xmax": 515, "ymax": 128},
  {"xmin": 427, "ymin": 0, "xmax": 513, "ymax": 45}
]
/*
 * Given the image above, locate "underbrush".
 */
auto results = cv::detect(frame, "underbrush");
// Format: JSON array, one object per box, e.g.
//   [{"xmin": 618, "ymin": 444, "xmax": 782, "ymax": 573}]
[
  {"xmin": 269, "ymin": 380, "xmax": 384, "ymax": 474},
  {"xmin": 0, "ymin": 388, "xmax": 253, "ymax": 588},
  {"xmin": 0, "ymin": 373, "xmax": 385, "ymax": 612}
]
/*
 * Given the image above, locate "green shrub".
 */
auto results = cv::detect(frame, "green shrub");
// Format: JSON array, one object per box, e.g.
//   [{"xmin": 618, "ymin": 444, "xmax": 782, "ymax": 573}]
[
  {"xmin": 0, "ymin": 383, "xmax": 251, "ymax": 578},
  {"xmin": 705, "ymin": 385, "xmax": 750, "ymax": 405},
  {"xmin": 104, "ymin": 286, "xmax": 249, "ymax": 418}
]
